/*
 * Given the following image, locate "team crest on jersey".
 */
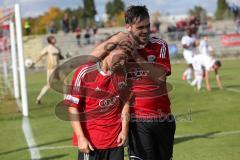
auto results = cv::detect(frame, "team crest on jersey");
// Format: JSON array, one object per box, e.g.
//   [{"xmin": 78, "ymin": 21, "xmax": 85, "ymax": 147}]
[
  {"xmin": 118, "ymin": 81, "xmax": 127, "ymax": 89},
  {"xmin": 147, "ymin": 55, "xmax": 156, "ymax": 62}
]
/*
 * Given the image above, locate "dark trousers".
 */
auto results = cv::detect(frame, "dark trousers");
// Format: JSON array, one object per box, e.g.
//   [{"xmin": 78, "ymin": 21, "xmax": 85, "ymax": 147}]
[
  {"xmin": 78, "ymin": 147, "xmax": 124, "ymax": 160},
  {"xmin": 129, "ymin": 116, "xmax": 176, "ymax": 160}
]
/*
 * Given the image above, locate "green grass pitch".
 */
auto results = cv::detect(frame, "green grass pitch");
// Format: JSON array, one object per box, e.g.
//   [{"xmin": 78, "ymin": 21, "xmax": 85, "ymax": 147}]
[{"xmin": 0, "ymin": 59, "xmax": 239, "ymax": 160}]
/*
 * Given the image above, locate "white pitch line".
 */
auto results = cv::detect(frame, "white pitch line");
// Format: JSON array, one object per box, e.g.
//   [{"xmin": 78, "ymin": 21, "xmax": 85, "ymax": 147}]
[
  {"xmin": 175, "ymin": 130, "xmax": 240, "ymax": 139},
  {"xmin": 212, "ymin": 130, "xmax": 240, "ymax": 137},
  {"xmin": 38, "ymin": 145, "xmax": 74, "ymax": 150},
  {"xmin": 226, "ymin": 88, "xmax": 240, "ymax": 93},
  {"xmin": 22, "ymin": 117, "xmax": 41, "ymax": 160},
  {"xmin": 34, "ymin": 130, "xmax": 240, "ymax": 151}
]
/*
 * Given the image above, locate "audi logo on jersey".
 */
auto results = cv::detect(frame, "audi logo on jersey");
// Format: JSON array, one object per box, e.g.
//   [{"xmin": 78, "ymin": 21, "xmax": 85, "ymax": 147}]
[
  {"xmin": 98, "ymin": 96, "xmax": 120, "ymax": 110},
  {"xmin": 127, "ymin": 68, "xmax": 149, "ymax": 80}
]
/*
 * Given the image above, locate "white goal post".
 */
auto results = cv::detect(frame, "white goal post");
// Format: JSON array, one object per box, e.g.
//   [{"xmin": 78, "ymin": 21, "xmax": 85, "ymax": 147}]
[{"xmin": 0, "ymin": 4, "xmax": 29, "ymax": 116}]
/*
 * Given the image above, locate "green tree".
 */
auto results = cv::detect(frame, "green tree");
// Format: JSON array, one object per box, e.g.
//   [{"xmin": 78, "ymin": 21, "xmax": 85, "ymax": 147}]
[
  {"xmin": 215, "ymin": 0, "xmax": 229, "ymax": 20},
  {"xmin": 106, "ymin": 1, "xmax": 114, "ymax": 20},
  {"xmin": 106, "ymin": 0, "xmax": 125, "ymax": 20},
  {"xmin": 83, "ymin": 0, "xmax": 97, "ymax": 26},
  {"xmin": 189, "ymin": 6, "xmax": 207, "ymax": 19},
  {"xmin": 114, "ymin": 0, "xmax": 125, "ymax": 14}
]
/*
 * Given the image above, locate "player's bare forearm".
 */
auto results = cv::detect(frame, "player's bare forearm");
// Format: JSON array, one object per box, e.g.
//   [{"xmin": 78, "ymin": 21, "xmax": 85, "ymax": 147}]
[
  {"xmin": 90, "ymin": 37, "xmax": 115, "ymax": 59},
  {"xmin": 90, "ymin": 32, "xmax": 132, "ymax": 60},
  {"xmin": 117, "ymin": 102, "xmax": 129, "ymax": 146},
  {"xmin": 216, "ymin": 75, "xmax": 223, "ymax": 89},
  {"xmin": 69, "ymin": 107, "xmax": 94, "ymax": 153},
  {"xmin": 91, "ymin": 32, "xmax": 123, "ymax": 59},
  {"xmin": 35, "ymin": 54, "xmax": 45, "ymax": 64},
  {"xmin": 205, "ymin": 71, "xmax": 211, "ymax": 91},
  {"xmin": 121, "ymin": 102, "xmax": 130, "ymax": 134},
  {"xmin": 68, "ymin": 107, "xmax": 85, "ymax": 138}
]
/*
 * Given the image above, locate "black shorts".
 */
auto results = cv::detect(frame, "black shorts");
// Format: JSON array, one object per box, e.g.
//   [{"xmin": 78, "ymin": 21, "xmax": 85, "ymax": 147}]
[
  {"xmin": 128, "ymin": 116, "xmax": 176, "ymax": 160},
  {"xmin": 78, "ymin": 147, "xmax": 124, "ymax": 160}
]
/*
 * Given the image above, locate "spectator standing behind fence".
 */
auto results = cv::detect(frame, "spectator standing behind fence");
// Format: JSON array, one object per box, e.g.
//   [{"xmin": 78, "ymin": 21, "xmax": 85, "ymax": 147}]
[
  {"xmin": 92, "ymin": 26, "xmax": 98, "ymax": 44},
  {"xmin": 84, "ymin": 27, "xmax": 91, "ymax": 45},
  {"xmin": 62, "ymin": 13, "xmax": 70, "ymax": 34},
  {"xmin": 75, "ymin": 26, "xmax": 82, "ymax": 47},
  {"xmin": 47, "ymin": 21, "xmax": 57, "ymax": 34},
  {"xmin": 71, "ymin": 15, "xmax": 78, "ymax": 32}
]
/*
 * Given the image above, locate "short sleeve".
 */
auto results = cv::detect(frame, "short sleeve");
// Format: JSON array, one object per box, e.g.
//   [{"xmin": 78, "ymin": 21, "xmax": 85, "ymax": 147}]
[
  {"xmin": 64, "ymin": 67, "xmax": 85, "ymax": 108},
  {"xmin": 156, "ymin": 41, "xmax": 171, "ymax": 76}
]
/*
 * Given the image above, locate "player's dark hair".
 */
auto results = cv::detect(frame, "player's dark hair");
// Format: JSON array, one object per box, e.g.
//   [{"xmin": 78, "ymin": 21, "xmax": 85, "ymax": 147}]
[
  {"xmin": 215, "ymin": 60, "xmax": 221, "ymax": 68},
  {"xmin": 47, "ymin": 35, "xmax": 55, "ymax": 44},
  {"xmin": 125, "ymin": 5, "xmax": 149, "ymax": 24}
]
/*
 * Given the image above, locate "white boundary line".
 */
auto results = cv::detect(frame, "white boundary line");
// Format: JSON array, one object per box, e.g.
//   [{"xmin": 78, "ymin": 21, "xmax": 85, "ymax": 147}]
[
  {"xmin": 35, "ymin": 130, "xmax": 240, "ymax": 151},
  {"xmin": 22, "ymin": 117, "xmax": 41, "ymax": 160},
  {"xmin": 226, "ymin": 88, "xmax": 240, "ymax": 93},
  {"xmin": 38, "ymin": 145, "xmax": 74, "ymax": 150},
  {"xmin": 175, "ymin": 130, "xmax": 240, "ymax": 138}
]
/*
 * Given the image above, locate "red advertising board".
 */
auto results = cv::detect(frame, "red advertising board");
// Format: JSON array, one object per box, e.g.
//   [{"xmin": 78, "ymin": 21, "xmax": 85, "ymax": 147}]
[{"xmin": 221, "ymin": 34, "xmax": 240, "ymax": 46}]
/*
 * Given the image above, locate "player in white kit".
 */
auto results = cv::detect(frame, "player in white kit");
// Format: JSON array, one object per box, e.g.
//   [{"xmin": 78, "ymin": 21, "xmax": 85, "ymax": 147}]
[
  {"xmin": 191, "ymin": 54, "xmax": 222, "ymax": 91},
  {"xmin": 181, "ymin": 27, "xmax": 196, "ymax": 83}
]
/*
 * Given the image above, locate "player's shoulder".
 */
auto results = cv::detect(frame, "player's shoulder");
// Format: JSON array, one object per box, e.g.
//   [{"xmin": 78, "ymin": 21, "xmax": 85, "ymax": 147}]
[
  {"xmin": 74, "ymin": 62, "xmax": 98, "ymax": 79},
  {"xmin": 149, "ymin": 37, "xmax": 168, "ymax": 46}
]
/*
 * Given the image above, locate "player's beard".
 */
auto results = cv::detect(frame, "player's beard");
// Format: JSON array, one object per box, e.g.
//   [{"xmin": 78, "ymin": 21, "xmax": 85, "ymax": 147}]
[{"xmin": 129, "ymin": 31, "xmax": 149, "ymax": 46}]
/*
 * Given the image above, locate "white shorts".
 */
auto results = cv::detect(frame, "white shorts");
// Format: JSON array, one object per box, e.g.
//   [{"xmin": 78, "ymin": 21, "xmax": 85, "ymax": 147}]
[{"xmin": 183, "ymin": 50, "xmax": 193, "ymax": 64}]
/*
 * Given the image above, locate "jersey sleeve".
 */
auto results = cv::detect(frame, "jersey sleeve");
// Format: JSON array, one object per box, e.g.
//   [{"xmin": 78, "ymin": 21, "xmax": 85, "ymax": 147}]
[
  {"xmin": 156, "ymin": 40, "xmax": 171, "ymax": 76},
  {"xmin": 64, "ymin": 67, "xmax": 85, "ymax": 108}
]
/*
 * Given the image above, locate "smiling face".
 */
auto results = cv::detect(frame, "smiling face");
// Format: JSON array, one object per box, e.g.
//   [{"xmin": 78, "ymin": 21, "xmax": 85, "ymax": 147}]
[{"xmin": 127, "ymin": 18, "xmax": 151, "ymax": 45}]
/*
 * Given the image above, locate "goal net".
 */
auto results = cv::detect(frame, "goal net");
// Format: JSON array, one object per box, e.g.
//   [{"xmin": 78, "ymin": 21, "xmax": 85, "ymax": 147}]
[
  {"xmin": 0, "ymin": 4, "xmax": 29, "ymax": 116},
  {"xmin": 0, "ymin": 7, "xmax": 14, "ymax": 100}
]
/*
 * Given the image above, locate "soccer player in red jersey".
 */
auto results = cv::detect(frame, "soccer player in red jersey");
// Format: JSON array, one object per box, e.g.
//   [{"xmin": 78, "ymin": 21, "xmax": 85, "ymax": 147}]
[
  {"xmin": 91, "ymin": 5, "xmax": 175, "ymax": 160},
  {"xmin": 65, "ymin": 46, "xmax": 132, "ymax": 160}
]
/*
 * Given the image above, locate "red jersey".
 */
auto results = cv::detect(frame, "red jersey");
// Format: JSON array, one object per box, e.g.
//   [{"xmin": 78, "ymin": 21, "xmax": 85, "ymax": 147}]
[
  {"xmin": 128, "ymin": 37, "xmax": 172, "ymax": 118},
  {"xmin": 64, "ymin": 62, "xmax": 129, "ymax": 149}
]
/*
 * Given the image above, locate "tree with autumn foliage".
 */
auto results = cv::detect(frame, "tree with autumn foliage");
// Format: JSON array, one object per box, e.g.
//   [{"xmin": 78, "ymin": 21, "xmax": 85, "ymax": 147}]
[
  {"xmin": 23, "ymin": 7, "xmax": 63, "ymax": 35},
  {"xmin": 23, "ymin": 5, "xmax": 88, "ymax": 35}
]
